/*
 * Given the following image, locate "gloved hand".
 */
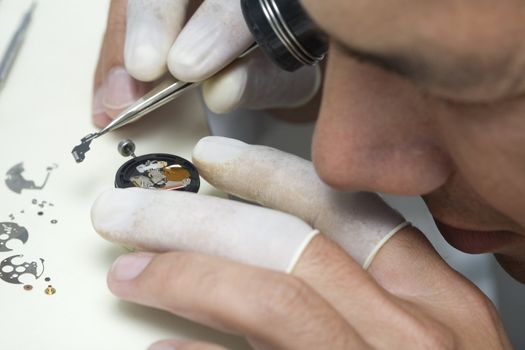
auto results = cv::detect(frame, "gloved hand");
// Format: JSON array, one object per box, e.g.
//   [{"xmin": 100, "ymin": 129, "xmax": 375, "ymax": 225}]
[
  {"xmin": 92, "ymin": 136, "xmax": 408, "ymax": 271},
  {"xmin": 92, "ymin": 0, "xmax": 320, "ymax": 127},
  {"xmin": 91, "ymin": 137, "xmax": 511, "ymax": 349}
]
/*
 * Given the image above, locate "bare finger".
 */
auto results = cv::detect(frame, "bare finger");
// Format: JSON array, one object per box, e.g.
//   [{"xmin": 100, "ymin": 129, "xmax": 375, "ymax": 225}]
[
  {"xmin": 93, "ymin": 0, "xmax": 149, "ymax": 127},
  {"xmin": 108, "ymin": 251, "xmax": 367, "ymax": 350}
]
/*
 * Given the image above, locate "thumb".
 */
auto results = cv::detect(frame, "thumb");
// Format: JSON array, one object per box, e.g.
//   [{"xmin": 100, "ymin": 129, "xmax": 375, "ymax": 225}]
[
  {"xmin": 202, "ymin": 51, "xmax": 321, "ymax": 114},
  {"xmin": 93, "ymin": 0, "xmax": 150, "ymax": 128}
]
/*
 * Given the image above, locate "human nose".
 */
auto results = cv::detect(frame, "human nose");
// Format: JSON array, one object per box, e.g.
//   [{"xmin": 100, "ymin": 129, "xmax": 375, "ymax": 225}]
[{"xmin": 312, "ymin": 44, "xmax": 454, "ymax": 195}]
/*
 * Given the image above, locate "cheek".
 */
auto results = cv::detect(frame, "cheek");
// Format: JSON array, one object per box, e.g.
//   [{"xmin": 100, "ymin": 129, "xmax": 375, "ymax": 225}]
[
  {"xmin": 312, "ymin": 47, "xmax": 453, "ymax": 195},
  {"xmin": 435, "ymin": 101, "xmax": 525, "ymax": 229}
]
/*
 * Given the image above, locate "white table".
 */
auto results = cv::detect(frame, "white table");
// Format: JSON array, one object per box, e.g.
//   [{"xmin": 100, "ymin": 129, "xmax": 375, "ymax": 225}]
[{"xmin": 0, "ymin": 1, "xmax": 249, "ymax": 348}]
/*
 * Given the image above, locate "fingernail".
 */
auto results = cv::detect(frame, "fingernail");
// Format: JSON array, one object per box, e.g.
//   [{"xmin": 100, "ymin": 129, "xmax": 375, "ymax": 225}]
[
  {"xmin": 92, "ymin": 87, "xmax": 111, "ymax": 128},
  {"xmin": 92, "ymin": 112, "xmax": 112, "ymax": 129},
  {"xmin": 192, "ymin": 136, "xmax": 248, "ymax": 164},
  {"xmin": 110, "ymin": 253, "xmax": 154, "ymax": 282},
  {"xmin": 102, "ymin": 66, "xmax": 141, "ymax": 110},
  {"xmin": 147, "ymin": 341, "xmax": 180, "ymax": 350},
  {"xmin": 92, "ymin": 87, "xmax": 104, "ymax": 114}
]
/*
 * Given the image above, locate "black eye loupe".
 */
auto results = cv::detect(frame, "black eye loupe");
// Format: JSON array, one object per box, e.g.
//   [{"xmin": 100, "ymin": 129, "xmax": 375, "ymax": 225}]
[{"xmin": 241, "ymin": 0, "xmax": 328, "ymax": 72}]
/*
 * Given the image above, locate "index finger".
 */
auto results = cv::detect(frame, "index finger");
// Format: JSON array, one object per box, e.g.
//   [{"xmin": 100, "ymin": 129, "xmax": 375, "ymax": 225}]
[
  {"xmin": 192, "ymin": 136, "xmax": 406, "ymax": 267},
  {"xmin": 167, "ymin": 0, "xmax": 254, "ymax": 82}
]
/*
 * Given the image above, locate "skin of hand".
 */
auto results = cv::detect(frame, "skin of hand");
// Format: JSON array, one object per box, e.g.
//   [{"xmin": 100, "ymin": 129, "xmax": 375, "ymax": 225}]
[
  {"xmin": 300, "ymin": 0, "xmax": 525, "ymax": 283},
  {"xmin": 92, "ymin": 0, "xmax": 321, "ymax": 128},
  {"xmin": 92, "ymin": 138, "xmax": 512, "ymax": 350}
]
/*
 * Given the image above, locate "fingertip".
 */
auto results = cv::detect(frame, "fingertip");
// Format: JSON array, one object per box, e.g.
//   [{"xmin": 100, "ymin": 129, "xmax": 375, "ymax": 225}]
[
  {"xmin": 92, "ymin": 112, "xmax": 112, "ymax": 129},
  {"xmin": 147, "ymin": 340, "xmax": 180, "ymax": 350},
  {"xmin": 91, "ymin": 188, "xmax": 149, "ymax": 241},
  {"xmin": 102, "ymin": 67, "xmax": 144, "ymax": 113},
  {"xmin": 202, "ymin": 63, "xmax": 248, "ymax": 113},
  {"xmin": 167, "ymin": 47, "xmax": 209, "ymax": 82},
  {"xmin": 125, "ymin": 43, "xmax": 167, "ymax": 81},
  {"xmin": 192, "ymin": 136, "xmax": 248, "ymax": 167},
  {"xmin": 125, "ymin": 0, "xmax": 188, "ymax": 80},
  {"xmin": 92, "ymin": 88, "xmax": 112, "ymax": 128}
]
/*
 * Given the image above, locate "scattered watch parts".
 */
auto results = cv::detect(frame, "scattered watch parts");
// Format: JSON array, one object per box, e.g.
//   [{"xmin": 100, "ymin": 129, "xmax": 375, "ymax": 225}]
[
  {"xmin": 1, "ymin": 199, "xmax": 59, "ymax": 292},
  {"xmin": 4, "ymin": 163, "xmax": 58, "ymax": 194},
  {"xmin": 0, "ymin": 255, "xmax": 44, "ymax": 284},
  {"xmin": 29, "ymin": 198, "xmax": 57, "ymax": 219},
  {"xmin": 115, "ymin": 139, "xmax": 200, "ymax": 192},
  {"xmin": 0, "ymin": 222, "xmax": 29, "ymax": 252}
]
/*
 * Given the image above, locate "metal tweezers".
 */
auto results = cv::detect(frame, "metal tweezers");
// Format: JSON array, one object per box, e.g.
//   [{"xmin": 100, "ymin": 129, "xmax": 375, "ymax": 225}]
[
  {"xmin": 72, "ymin": 44, "xmax": 258, "ymax": 163},
  {"xmin": 0, "ymin": 2, "xmax": 36, "ymax": 92}
]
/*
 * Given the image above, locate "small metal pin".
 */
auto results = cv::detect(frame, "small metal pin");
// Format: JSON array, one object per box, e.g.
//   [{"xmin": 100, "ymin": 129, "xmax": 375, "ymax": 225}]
[
  {"xmin": 45, "ymin": 285, "xmax": 56, "ymax": 295},
  {"xmin": 118, "ymin": 139, "xmax": 137, "ymax": 158}
]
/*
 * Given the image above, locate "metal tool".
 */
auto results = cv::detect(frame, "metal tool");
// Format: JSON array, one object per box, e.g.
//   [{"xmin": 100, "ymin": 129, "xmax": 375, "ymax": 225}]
[
  {"xmin": 72, "ymin": 44, "xmax": 258, "ymax": 163},
  {"xmin": 73, "ymin": 0, "xmax": 328, "ymax": 163},
  {"xmin": 0, "ymin": 2, "xmax": 36, "ymax": 92},
  {"xmin": 241, "ymin": 0, "xmax": 327, "ymax": 71}
]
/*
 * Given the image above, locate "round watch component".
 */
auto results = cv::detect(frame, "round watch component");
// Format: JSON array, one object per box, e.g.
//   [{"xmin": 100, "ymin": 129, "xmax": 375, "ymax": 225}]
[
  {"xmin": 117, "ymin": 139, "xmax": 136, "ymax": 158},
  {"xmin": 45, "ymin": 285, "xmax": 56, "ymax": 295},
  {"xmin": 115, "ymin": 153, "xmax": 200, "ymax": 193}
]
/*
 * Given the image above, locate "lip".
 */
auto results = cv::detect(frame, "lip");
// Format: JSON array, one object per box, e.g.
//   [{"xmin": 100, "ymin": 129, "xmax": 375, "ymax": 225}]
[{"xmin": 434, "ymin": 220, "xmax": 518, "ymax": 254}]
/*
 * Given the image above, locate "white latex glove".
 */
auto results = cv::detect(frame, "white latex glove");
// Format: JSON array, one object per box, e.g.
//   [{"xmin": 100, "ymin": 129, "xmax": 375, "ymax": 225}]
[
  {"xmin": 124, "ymin": 0, "xmax": 321, "ymax": 114},
  {"xmin": 92, "ymin": 137, "xmax": 408, "ymax": 272}
]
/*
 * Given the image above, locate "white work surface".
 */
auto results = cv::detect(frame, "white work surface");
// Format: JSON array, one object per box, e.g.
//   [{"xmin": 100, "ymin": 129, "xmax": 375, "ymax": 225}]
[{"xmin": 0, "ymin": 0, "xmax": 249, "ymax": 349}]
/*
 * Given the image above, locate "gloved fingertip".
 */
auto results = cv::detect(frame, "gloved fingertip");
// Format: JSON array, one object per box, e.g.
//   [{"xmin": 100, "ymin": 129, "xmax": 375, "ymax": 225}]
[
  {"xmin": 202, "ymin": 64, "xmax": 248, "ymax": 113},
  {"xmin": 91, "ymin": 188, "xmax": 149, "ymax": 240},
  {"xmin": 167, "ymin": 49, "xmax": 208, "ymax": 82},
  {"xmin": 192, "ymin": 136, "xmax": 249, "ymax": 166},
  {"xmin": 125, "ymin": 44, "xmax": 167, "ymax": 82}
]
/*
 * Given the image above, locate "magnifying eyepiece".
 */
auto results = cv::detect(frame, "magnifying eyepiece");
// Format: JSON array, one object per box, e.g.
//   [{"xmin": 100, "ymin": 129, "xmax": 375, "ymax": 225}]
[{"xmin": 241, "ymin": 0, "xmax": 328, "ymax": 71}]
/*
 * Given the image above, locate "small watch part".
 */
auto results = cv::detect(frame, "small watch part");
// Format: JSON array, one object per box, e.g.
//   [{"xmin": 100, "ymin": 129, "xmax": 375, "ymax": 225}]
[
  {"xmin": 0, "ymin": 255, "xmax": 44, "ymax": 284},
  {"xmin": 72, "ymin": 133, "xmax": 99, "ymax": 163},
  {"xmin": 23, "ymin": 284, "xmax": 33, "ymax": 291},
  {"xmin": 117, "ymin": 139, "xmax": 136, "ymax": 158},
  {"xmin": 45, "ymin": 285, "xmax": 56, "ymax": 295}
]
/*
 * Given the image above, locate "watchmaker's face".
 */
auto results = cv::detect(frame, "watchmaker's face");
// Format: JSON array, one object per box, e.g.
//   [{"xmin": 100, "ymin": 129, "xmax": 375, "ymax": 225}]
[{"xmin": 301, "ymin": 0, "xmax": 525, "ymax": 282}]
